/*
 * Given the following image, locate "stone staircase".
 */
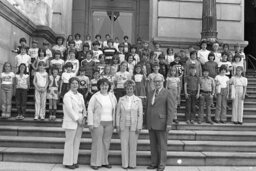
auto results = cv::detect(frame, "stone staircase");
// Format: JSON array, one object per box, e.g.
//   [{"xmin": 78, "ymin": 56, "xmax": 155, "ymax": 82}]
[{"xmin": 0, "ymin": 70, "xmax": 255, "ymax": 166}]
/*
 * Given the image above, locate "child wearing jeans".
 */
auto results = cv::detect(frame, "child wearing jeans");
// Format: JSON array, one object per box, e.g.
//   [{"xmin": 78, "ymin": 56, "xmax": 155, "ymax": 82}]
[
  {"xmin": 214, "ymin": 65, "xmax": 230, "ymax": 123},
  {"xmin": 47, "ymin": 67, "xmax": 61, "ymax": 121},
  {"xmin": 184, "ymin": 65, "xmax": 200, "ymax": 124},
  {"xmin": 230, "ymin": 66, "xmax": 247, "ymax": 125},
  {"xmin": 33, "ymin": 61, "xmax": 48, "ymax": 120},
  {"xmin": 166, "ymin": 66, "xmax": 180, "ymax": 124},
  {"xmin": 15, "ymin": 63, "xmax": 30, "ymax": 120},
  {"xmin": 0, "ymin": 62, "xmax": 15, "ymax": 118},
  {"xmin": 199, "ymin": 68, "xmax": 215, "ymax": 124}
]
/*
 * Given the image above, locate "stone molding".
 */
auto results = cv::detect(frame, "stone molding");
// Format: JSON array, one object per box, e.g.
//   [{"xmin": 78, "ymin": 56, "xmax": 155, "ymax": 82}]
[
  {"xmin": 153, "ymin": 36, "xmax": 248, "ymax": 49},
  {"xmin": 0, "ymin": 0, "xmax": 58, "ymax": 44}
]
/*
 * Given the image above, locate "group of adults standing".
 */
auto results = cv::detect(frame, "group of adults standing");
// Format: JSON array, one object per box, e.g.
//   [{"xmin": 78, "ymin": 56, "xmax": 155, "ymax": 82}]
[{"xmin": 62, "ymin": 74, "xmax": 174, "ymax": 171}]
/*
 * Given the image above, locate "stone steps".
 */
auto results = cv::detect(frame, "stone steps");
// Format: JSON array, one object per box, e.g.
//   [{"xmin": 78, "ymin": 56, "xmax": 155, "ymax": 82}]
[
  {"xmin": 1, "ymin": 136, "xmax": 256, "ymax": 152},
  {"xmin": 2, "ymin": 126, "xmax": 256, "ymax": 141},
  {"xmin": 0, "ymin": 147, "xmax": 256, "ymax": 166},
  {"xmin": 2, "ymin": 119, "xmax": 256, "ymax": 131}
]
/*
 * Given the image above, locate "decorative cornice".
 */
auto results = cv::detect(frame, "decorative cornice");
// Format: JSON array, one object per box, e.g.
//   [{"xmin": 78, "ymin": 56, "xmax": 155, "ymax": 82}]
[{"xmin": 0, "ymin": 0, "xmax": 57, "ymax": 44}]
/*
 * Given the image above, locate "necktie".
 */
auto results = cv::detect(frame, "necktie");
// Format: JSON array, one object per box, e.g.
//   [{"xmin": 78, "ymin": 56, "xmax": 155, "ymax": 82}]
[{"xmin": 151, "ymin": 89, "xmax": 159, "ymax": 105}]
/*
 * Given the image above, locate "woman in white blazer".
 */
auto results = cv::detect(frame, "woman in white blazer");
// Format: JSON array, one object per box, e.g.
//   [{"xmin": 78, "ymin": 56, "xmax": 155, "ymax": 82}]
[
  {"xmin": 88, "ymin": 78, "xmax": 117, "ymax": 170},
  {"xmin": 62, "ymin": 77, "xmax": 87, "ymax": 169},
  {"xmin": 116, "ymin": 79, "xmax": 143, "ymax": 169}
]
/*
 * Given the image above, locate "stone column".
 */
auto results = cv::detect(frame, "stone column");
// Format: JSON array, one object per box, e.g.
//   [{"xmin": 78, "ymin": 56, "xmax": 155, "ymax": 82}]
[{"xmin": 201, "ymin": 0, "xmax": 218, "ymax": 42}]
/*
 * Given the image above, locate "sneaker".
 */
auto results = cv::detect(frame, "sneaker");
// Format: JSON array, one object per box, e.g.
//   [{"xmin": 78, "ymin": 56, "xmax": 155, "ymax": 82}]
[
  {"xmin": 52, "ymin": 115, "xmax": 56, "ymax": 121},
  {"xmin": 186, "ymin": 120, "xmax": 190, "ymax": 124},
  {"xmin": 190, "ymin": 120, "xmax": 195, "ymax": 124},
  {"xmin": 206, "ymin": 120, "xmax": 214, "ymax": 125},
  {"xmin": 49, "ymin": 115, "xmax": 53, "ymax": 121},
  {"xmin": 34, "ymin": 116, "xmax": 39, "ymax": 120},
  {"xmin": 16, "ymin": 115, "xmax": 21, "ymax": 120},
  {"xmin": 19, "ymin": 115, "xmax": 24, "ymax": 120},
  {"xmin": 198, "ymin": 120, "xmax": 202, "ymax": 124},
  {"xmin": 40, "ymin": 117, "xmax": 45, "ymax": 120}
]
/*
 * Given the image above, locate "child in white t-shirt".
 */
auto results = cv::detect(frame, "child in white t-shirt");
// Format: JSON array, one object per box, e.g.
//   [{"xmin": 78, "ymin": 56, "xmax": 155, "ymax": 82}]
[
  {"xmin": 214, "ymin": 65, "xmax": 229, "ymax": 123},
  {"xmin": 0, "ymin": 62, "xmax": 15, "ymax": 118}
]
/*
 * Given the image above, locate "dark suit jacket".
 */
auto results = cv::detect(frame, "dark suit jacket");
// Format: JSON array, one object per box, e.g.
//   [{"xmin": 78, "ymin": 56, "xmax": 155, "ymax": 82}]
[{"xmin": 146, "ymin": 88, "xmax": 175, "ymax": 130}]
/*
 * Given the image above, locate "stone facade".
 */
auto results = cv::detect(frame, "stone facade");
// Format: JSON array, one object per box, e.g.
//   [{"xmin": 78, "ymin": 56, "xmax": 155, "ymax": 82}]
[{"xmin": 150, "ymin": 0, "xmax": 247, "ymax": 48}]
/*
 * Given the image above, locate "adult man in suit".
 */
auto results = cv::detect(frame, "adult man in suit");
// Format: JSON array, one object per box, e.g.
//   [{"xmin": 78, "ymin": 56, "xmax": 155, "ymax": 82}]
[{"xmin": 146, "ymin": 75, "xmax": 175, "ymax": 171}]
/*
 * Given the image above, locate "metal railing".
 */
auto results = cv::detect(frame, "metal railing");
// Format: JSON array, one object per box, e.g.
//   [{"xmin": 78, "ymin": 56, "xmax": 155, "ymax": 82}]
[{"xmin": 247, "ymin": 54, "xmax": 256, "ymax": 71}]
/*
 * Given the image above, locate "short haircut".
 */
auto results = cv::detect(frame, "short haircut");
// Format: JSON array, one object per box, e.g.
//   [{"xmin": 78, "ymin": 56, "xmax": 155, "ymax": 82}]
[
  {"xmin": 219, "ymin": 64, "xmax": 227, "ymax": 72},
  {"xmin": 208, "ymin": 52, "xmax": 215, "ymax": 60},
  {"xmin": 68, "ymin": 40, "xmax": 75, "ymax": 45},
  {"xmin": 174, "ymin": 52, "xmax": 181, "ymax": 58},
  {"xmin": 86, "ymin": 50, "xmax": 93, "ymax": 56},
  {"xmin": 92, "ymin": 41, "xmax": 100, "ymax": 46},
  {"xmin": 203, "ymin": 67, "xmax": 209, "ymax": 73},
  {"xmin": 222, "ymin": 43, "xmax": 229, "ymax": 49},
  {"xmin": 190, "ymin": 50, "xmax": 197, "ymax": 56},
  {"xmin": 69, "ymin": 49, "xmax": 76, "ymax": 54},
  {"xmin": 107, "ymin": 39, "xmax": 114, "ymax": 44},
  {"xmin": 124, "ymin": 79, "xmax": 136, "ymax": 90},
  {"xmin": 95, "ymin": 34, "xmax": 101, "ymax": 39},
  {"xmin": 50, "ymin": 66, "xmax": 59, "ymax": 74},
  {"xmin": 19, "ymin": 38, "xmax": 27, "ymax": 43},
  {"xmin": 200, "ymin": 40, "xmax": 207, "ymax": 46},
  {"xmin": 38, "ymin": 61, "xmax": 45, "ymax": 67},
  {"xmin": 83, "ymin": 43, "xmax": 90, "ymax": 48},
  {"xmin": 97, "ymin": 78, "xmax": 111, "ymax": 92},
  {"xmin": 221, "ymin": 51, "xmax": 229, "ymax": 57},
  {"xmin": 69, "ymin": 77, "xmax": 80, "ymax": 86},
  {"xmin": 65, "ymin": 62, "xmax": 73, "ymax": 69},
  {"xmin": 118, "ymin": 43, "xmax": 124, "ymax": 48},
  {"xmin": 54, "ymin": 50, "xmax": 61, "ymax": 57},
  {"xmin": 236, "ymin": 66, "xmax": 244, "ymax": 72},
  {"xmin": 74, "ymin": 33, "xmax": 81, "ymax": 38},
  {"xmin": 56, "ymin": 36, "xmax": 64, "ymax": 44},
  {"xmin": 124, "ymin": 35, "xmax": 129, "ymax": 39},
  {"xmin": 234, "ymin": 54, "xmax": 242, "ymax": 61}
]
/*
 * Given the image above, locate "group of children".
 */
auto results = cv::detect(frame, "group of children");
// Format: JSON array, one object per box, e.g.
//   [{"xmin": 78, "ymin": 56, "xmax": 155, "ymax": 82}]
[{"xmin": 0, "ymin": 35, "xmax": 248, "ymax": 125}]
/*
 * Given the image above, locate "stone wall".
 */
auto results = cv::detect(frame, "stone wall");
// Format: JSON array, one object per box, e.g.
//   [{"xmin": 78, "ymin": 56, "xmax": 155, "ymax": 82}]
[{"xmin": 150, "ymin": 0, "xmax": 247, "ymax": 48}]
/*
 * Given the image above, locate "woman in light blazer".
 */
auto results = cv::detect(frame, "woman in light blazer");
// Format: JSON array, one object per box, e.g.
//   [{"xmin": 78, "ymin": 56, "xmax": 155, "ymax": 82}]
[
  {"xmin": 116, "ymin": 79, "xmax": 143, "ymax": 169},
  {"xmin": 88, "ymin": 78, "xmax": 117, "ymax": 170},
  {"xmin": 62, "ymin": 77, "xmax": 87, "ymax": 169}
]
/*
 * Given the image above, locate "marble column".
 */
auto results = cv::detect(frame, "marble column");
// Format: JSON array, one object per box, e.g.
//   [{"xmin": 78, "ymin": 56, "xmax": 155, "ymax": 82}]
[{"xmin": 201, "ymin": 0, "xmax": 218, "ymax": 42}]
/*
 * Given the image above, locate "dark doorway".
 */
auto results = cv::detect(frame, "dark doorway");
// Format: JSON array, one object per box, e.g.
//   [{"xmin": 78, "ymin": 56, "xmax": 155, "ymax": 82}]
[{"xmin": 244, "ymin": 0, "xmax": 256, "ymax": 69}]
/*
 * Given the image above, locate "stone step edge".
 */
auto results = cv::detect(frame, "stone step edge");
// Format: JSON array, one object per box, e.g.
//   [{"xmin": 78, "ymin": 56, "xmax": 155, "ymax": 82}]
[
  {"xmin": 1, "ymin": 135, "xmax": 256, "ymax": 147},
  {"xmin": 2, "ymin": 126, "xmax": 256, "ymax": 137},
  {"xmin": 2, "ymin": 147, "xmax": 256, "ymax": 159}
]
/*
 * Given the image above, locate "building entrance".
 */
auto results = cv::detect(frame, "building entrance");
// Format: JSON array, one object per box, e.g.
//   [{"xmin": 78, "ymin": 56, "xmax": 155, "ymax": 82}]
[{"xmin": 92, "ymin": 10, "xmax": 134, "ymax": 42}]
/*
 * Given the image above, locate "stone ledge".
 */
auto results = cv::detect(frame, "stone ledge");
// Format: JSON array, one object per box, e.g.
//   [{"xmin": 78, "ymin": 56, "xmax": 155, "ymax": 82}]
[
  {"xmin": 153, "ymin": 36, "xmax": 249, "ymax": 49},
  {"xmin": 0, "ymin": 0, "xmax": 58, "ymax": 44}
]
